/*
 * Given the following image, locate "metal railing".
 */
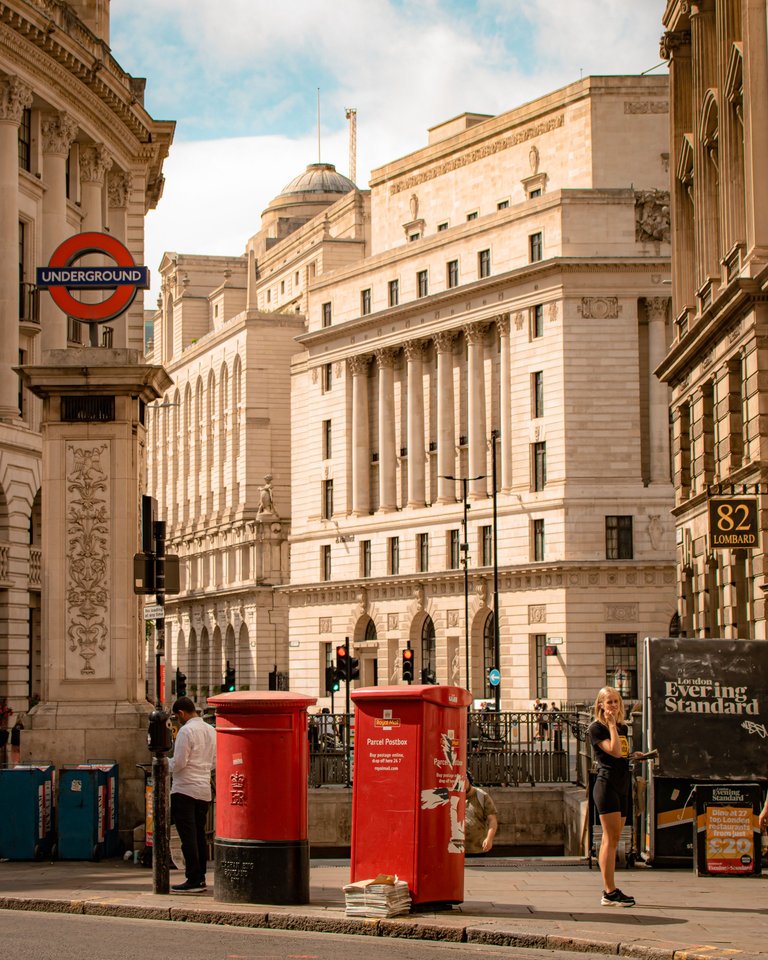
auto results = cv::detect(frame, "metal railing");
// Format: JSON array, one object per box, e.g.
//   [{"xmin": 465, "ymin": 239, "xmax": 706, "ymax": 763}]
[
  {"xmin": 308, "ymin": 710, "xmax": 591, "ymax": 788},
  {"xmin": 19, "ymin": 281, "xmax": 39, "ymax": 325}
]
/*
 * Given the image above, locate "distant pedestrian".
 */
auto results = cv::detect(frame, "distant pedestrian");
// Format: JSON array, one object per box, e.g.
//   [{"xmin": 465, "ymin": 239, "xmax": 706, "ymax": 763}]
[
  {"xmin": 10, "ymin": 715, "xmax": 23, "ymax": 764},
  {"xmin": 464, "ymin": 773, "xmax": 498, "ymax": 856},
  {"xmin": 169, "ymin": 696, "xmax": 216, "ymax": 894},
  {"xmin": 589, "ymin": 686, "xmax": 642, "ymax": 908}
]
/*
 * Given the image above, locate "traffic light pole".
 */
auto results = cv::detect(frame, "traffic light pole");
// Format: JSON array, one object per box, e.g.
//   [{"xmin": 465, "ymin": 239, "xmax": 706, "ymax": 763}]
[
  {"xmin": 152, "ymin": 519, "xmax": 170, "ymax": 896},
  {"xmin": 344, "ymin": 636, "xmax": 351, "ymax": 788},
  {"xmin": 491, "ymin": 430, "xmax": 501, "ymax": 712}
]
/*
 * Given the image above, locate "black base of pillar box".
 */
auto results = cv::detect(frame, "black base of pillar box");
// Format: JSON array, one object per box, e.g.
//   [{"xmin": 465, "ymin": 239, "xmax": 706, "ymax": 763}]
[{"xmin": 214, "ymin": 838, "xmax": 310, "ymax": 904}]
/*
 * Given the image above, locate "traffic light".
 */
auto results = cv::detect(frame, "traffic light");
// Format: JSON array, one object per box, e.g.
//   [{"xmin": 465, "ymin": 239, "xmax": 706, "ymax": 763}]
[
  {"xmin": 402, "ymin": 646, "xmax": 414, "ymax": 683},
  {"xmin": 175, "ymin": 668, "xmax": 187, "ymax": 698},
  {"xmin": 349, "ymin": 657, "xmax": 360, "ymax": 681},
  {"xmin": 336, "ymin": 644, "xmax": 348, "ymax": 681},
  {"xmin": 224, "ymin": 661, "xmax": 236, "ymax": 692},
  {"xmin": 325, "ymin": 665, "xmax": 341, "ymax": 694}
]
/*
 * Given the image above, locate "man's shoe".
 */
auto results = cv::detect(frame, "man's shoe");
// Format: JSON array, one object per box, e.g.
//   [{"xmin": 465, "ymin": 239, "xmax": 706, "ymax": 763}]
[
  {"xmin": 171, "ymin": 880, "xmax": 206, "ymax": 893},
  {"xmin": 601, "ymin": 888, "xmax": 635, "ymax": 907}
]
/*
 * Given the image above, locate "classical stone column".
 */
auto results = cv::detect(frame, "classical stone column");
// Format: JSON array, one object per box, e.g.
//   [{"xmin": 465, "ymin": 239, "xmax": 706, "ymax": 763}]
[
  {"xmin": 349, "ymin": 355, "xmax": 371, "ymax": 516},
  {"xmin": 465, "ymin": 322, "xmax": 488, "ymax": 498},
  {"xmin": 435, "ymin": 331, "xmax": 456, "ymax": 503},
  {"xmin": 497, "ymin": 314, "xmax": 512, "ymax": 491},
  {"xmin": 404, "ymin": 340, "xmax": 426, "ymax": 508},
  {"xmin": 107, "ymin": 169, "xmax": 133, "ymax": 349},
  {"xmin": 0, "ymin": 75, "xmax": 32, "ymax": 418},
  {"xmin": 40, "ymin": 111, "xmax": 78, "ymax": 353},
  {"xmin": 646, "ymin": 297, "xmax": 672, "ymax": 483},
  {"xmin": 689, "ymin": 3, "xmax": 719, "ymax": 286},
  {"xmin": 376, "ymin": 348, "xmax": 397, "ymax": 512},
  {"xmin": 79, "ymin": 144, "xmax": 112, "ymax": 346}
]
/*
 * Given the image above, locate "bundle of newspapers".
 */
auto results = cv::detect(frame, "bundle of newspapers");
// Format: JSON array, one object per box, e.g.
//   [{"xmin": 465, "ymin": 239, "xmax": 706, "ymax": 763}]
[{"xmin": 343, "ymin": 874, "xmax": 411, "ymax": 918}]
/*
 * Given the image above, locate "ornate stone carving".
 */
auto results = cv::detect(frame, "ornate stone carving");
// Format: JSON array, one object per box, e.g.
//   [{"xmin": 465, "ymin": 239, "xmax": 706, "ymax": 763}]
[
  {"xmin": 578, "ymin": 297, "xmax": 621, "ymax": 320},
  {"xmin": 41, "ymin": 110, "xmax": 78, "ymax": 156},
  {"xmin": 447, "ymin": 609, "xmax": 460, "ymax": 628},
  {"xmin": 375, "ymin": 347, "xmax": 397, "ymax": 369},
  {"xmin": 66, "ymin": 442, "xmax": 110, "ymax": 678},
  {"xmin": 319, "ymin": 617, "xmax": 332, "ymax": 633},
  {"xmin": 514, "ymin": 312, "xmax": 524, "ymax": 331},
  {"xmin": 390, "ymin": 114, "xmax": 564, "ymax": 195},
  {"xmin": 387, "ymin": 612, "xmax": 399, "ymax": 630},
  {"xmin": 529, "ymin": 143, "xmax": 540, "ymax": 174},
  {"xmin": 409, "ymin": 193, "xmax": 419, "ymax": 219},
  {"xmin": 403, "ymin": 339, "xmax": 424, "ymax": 362},
  {"xmin": 80, "ymin": 143, "xmax": 112, "ymax": 184},
  {"xmin": 256, "ymin": 475, "xmax": 276, "ymax": 518},
  {"xmin": 605, "ymin": 603, "xmax": 639, "ymax": 622},
  {"xmin": 433, "ymin": 330, "xmax": 455, "ymax": 354},
  {"xmin": 548, "ymin": 302, "xmax": 559, "ymax": 323},
  {"xmin": 463, "ymin": 322, "xmax": 487, "ymax": 345},
  {"xmin": 528, "ymin": 604, "xmax": 546, "ymax": 624},
  {"xmin": 108, "ymin": 170, "xmax": 133, "ymax": 207},
  {"xmin": 624, "ymin": 101, "xmax": 669, "ymax": 114},
  {"xmin": 635, "ymin": 190, "xmax": 671, "ymax": 244},
  {"xmin": 347, "ymin": 354, "xmax": 370, "ymax": 376},
  {"xmin": 648, "ymin": 515, "xmax": 664, "ymax": 551},
  {"xmin": 496, "ymin": 313, "xmax": 510, "ymax": 336},
  {"xmin": 0, "ymin": 74, "xmax": 33, "ymax": 125},
  {"xmin": 644, "ymin": 296, "xmax": 670, "ymax": 323},
  {"xmin": 660, "ymin": 29, "xmax": 691, "ymax": 60},
  {"xmin": 413, "ymin": 584, "xmax": 424, "ymax": 611}
]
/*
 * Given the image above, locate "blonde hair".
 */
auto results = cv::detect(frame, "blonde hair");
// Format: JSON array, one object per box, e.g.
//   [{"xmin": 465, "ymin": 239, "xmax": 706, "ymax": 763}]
[{"xmin": 593, "ymin": 686, "xmax": 625, "ymax": 725}]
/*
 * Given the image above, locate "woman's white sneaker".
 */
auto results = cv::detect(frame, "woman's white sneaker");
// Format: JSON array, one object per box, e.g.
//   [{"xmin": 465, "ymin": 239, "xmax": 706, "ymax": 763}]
[{"xmin": 601, "ymin": 888, "xmax": 635, "ymax": 907}]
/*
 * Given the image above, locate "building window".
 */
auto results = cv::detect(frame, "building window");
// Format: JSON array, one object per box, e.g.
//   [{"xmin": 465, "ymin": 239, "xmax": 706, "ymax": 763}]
[
  {"xmin": 534, "ymin": 634, "xmax": 548, "ymax": 698},
  {"xmin": 529, "ymin": 231, "xmax": 543, "ymax": 263},
  {"xmin": 361, "ymin": 539, "xmax": 371, "ymax": 578},
  {"xmin": 388, "ymin": 279, "xmax": 399, "ymax": 306},
  {"xmin": 529, "ymin": 188, "xmax": 542, "ymax": 199},
  {"xmin": 531, "ymin": 303, "xmax": 544, "ymax": 339},
  {"xmin": 417, "ymin": 270, "xmax": 428, "ymax": 298},
  {"xmin": 18, "ymin": 220, "xmax": 27, "ymax": 320},
  {"xmin": 478, "ymin": 249, "xmax": 491, "ymax": 279},
  {"xmin": 533, "ymin": 371, "xmax": 544, "ymax": 418},
  {"xmin": 388, "ymin": 536, "xmax": 400, "ymax": 575},
  {"xmin": 481, "ymin": 525, "xmax": 492, "ymax": 566},
  {"xmin": 449, "ymin": 529, "xmax": 460, "ymax": 569},
  {"xmin": 409, "ymin": 232, "xmax": 420, "ymax": 242},
  {"xmin": 67, "ymin": 316, "xmax": 83, "ymax": 344},
  {"xmin": 280, "ymin": 280, "xmax": 285, "ymax": 294},
  {"xmin": 295, "ymin": 271, "xmax": 300, "ymax": 286},
  {"xmin": 18, "ymin": 107, "xmax": 31, "ymax": 172},
  {"xmin": 497, "ymin": 199, "xmax": 509, "ymax": 210},
  {"xmin": 321, "ymin": 544, "xmax": 331, "ymax": 581},
  {"xmin": 322, "ymin": 362, "xmax": 332, "ymax": 393},
  {"xmin": 466, "ymin": 211, "xmax": 478, "ymax": 221},
  {"xmin": 437, "ymin": 221, "xmax": 448, "ymax": 232},
  {"xmin": 447, "ymin": 259, "xmax": 459, "ymax": 289},
  {"xmin": 418, "ymin": 532, "xmax": 429, "ymax": 573},
  {"xmin": 18, "ymin": 348, "xmax": 26, "ymax": 419},
  {"xmin": 101, "ymin": 326, "xmax": 113, "ymax": 348},
  {"xmin": 605, "ymin": 634, "xmax": 638, "ymax": 698},
  {"xmin": 322, "ymin": 302, "xmax": 332, "ymax": 327},
  {"xmin": 421, "ymin": 616, "xmax": 437, "ymax": 684},
  {"xmin": 533, "ymin": 518, "xmax": 545, "ymax": 561},
  {"xmin": 606, "ymin": 516, "xmax": 633, "ymax": 560},
  {"xmin": 483, "ymin": 613, "xmax": 495, "ymax": 699},
  {"xmin": 532, "ymin": 441, "xmax": 546, "ymax": 491},
  {"xmin": 322, "ymin": 419, "xmax": 332, "ymax": 459},
  {"xmin": 322, "ymin": 479, "xmax": 334, "ymax": 519},
  {"xmin": 266, "ymin": 288, "xmax": 271, "ymax": 303},
  {"xmin": 361, "ymin": 288, "xmax": 371, "ymax": 315}
]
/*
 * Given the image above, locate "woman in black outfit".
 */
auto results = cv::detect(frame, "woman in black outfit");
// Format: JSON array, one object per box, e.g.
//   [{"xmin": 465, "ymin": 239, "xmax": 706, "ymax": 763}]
[{"xmin": 589, "ymin": 686, "xmax": 640, "ymax": 907}]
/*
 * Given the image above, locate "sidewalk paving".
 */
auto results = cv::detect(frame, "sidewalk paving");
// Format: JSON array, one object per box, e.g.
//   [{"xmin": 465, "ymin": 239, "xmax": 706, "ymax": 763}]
[{"xmin": 0, "ymin": 857, "xmax": 765, "ymax": 959}]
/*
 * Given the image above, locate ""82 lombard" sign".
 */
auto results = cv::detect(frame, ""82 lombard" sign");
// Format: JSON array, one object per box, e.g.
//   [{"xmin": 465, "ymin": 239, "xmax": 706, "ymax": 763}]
[{"xmin": 708, "ymin": 497, "xmax": 760, "ymax": 549}]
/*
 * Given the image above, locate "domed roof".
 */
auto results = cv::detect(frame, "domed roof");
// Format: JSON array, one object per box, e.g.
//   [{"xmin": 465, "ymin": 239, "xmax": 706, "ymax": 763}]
[{"xmin": 276, "ymin": 162, "xmax": 356, "ymax": 198}]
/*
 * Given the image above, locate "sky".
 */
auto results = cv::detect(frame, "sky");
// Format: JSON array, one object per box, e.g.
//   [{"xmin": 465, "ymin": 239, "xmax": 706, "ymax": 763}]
[{"xmin": 109, "ymin": 1, "xmax": 669, "ymax": 307}]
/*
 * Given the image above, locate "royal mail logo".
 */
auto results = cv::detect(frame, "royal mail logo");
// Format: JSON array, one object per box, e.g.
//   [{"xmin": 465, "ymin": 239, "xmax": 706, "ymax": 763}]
[{"xmin": 375, "ymin": 717, "xmax": 401, "ymax": 728}]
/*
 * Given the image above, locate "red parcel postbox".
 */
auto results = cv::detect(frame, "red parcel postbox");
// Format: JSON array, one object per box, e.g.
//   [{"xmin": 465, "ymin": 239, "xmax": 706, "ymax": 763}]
[
  {"xmin": 351, "ymin": 685, "xmax": 472, "ymax": 906},
  {"xmin": 208, "ymin": 691, "xmax": 317, "ymax": 904}
]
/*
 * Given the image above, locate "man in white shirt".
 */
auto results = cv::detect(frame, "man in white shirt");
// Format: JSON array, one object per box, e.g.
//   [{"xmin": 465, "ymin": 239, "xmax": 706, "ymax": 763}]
[{"xmin": 169, "ymin": 696, "xmax": 216, "ymax": 893}]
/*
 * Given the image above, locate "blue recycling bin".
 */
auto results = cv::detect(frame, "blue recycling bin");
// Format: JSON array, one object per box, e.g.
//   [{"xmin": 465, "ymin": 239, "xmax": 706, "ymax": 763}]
[
  {"xmin": 0, "ymin": 764, "xmax": 56, "ymax": 860},
  {"xmin": 58, "ymin": 761, "xmax": 119, "ymax": 860}
]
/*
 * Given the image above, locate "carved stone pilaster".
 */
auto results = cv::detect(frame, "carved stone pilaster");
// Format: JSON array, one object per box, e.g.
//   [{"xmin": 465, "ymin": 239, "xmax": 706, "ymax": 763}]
[
  {"xmin": 403, "ymin": 339, "xmax": 424, "ymax": 362},
  {"xmin": 644, "ymin": 296, "xmax": 670, "ymax": 323},
  {"xmin": 496, "ymin": 313, "xmax": 510, "ymax": 336},
  {"xmin": 80, "ymin": 143, "xmax": 112, "ymax": 185},
  {"xmin": 463, "ymin": 321, "xmax": 488, "ymax": 345},
  {"xmin": 0, "ymin": 74, "xmax": 33, "ymax": 125},
  {"xmin": 41, "ymin": 110, "xmax": 78, "ymax": 156},
  {"xmin": 374, "ymin": 347, "xmax": 396, "ymax": 369},
  {"xmin": 108, "ymin": 169, "xmax": 133, "ymax": 208},
  {"xmin": 433, "ymin": 330, "xmax": 455, "ymax": 354}
]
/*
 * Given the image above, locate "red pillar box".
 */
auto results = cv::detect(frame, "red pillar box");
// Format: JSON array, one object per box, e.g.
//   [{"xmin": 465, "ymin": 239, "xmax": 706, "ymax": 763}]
[
  {"xmin": 208, "ymin": 691, "xmax": 317, "ymax": 904},
  {"xmin": 350, "ymin": 685, "xmax": 472, "ymax": 906}
]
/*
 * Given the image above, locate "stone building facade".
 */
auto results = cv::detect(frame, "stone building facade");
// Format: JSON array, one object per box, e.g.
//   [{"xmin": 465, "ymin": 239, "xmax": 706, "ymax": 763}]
[
  {"xmin": 0, "ymin": 0, "xmax": 172, "ymax": 716},
  {"xmin": 657, "ymin": 1, "xmax": 768, "ymax": 638},
  {"xmin": 288, "ymin": 76, "xmax": 677, "ymax": 708}
]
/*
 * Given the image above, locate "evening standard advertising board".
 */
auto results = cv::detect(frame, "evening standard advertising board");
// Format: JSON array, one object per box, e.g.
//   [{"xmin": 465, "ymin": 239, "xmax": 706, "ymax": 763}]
[{"xmin": 645, "ymin": 637, "xmax": 768, "ymax": 779}]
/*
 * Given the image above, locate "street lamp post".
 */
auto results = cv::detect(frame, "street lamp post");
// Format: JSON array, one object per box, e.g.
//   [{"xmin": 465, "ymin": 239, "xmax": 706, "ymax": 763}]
[
  {"xmin": 441, "ymin": 473, "xmax": 486, "ymax": 694},
  {"xmin": 491, "ymin": 429, "xmax": 501, "ymax": 712}
]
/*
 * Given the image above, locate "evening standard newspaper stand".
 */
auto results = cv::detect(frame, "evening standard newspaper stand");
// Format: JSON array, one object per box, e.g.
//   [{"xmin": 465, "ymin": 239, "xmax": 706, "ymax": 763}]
[
  {"xmin": 693, "ymin": 782, "xmax": 762, "ymax": 877},
  {"xmin": 350, "ymin": 685, "xmax": 472, "ymax": 907},
  {"xmin": 641, "ymin": 637, "xmax": 768, "ymax": 866}
]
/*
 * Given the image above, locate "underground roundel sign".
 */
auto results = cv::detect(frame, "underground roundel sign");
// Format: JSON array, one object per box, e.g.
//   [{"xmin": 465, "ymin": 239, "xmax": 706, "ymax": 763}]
[{"xmin": 36, "ymin": 232, "xmax": 149, "ymax": 324}]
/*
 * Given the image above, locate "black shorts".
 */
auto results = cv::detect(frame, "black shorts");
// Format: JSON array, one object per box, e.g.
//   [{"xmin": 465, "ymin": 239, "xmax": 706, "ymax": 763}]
[{"xmin": 593, "ymin": 775, "xmax": 630, "ymax": 818}]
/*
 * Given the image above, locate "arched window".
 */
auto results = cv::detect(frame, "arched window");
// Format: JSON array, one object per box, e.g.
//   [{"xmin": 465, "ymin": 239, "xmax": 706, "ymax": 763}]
[
  {"xmin": 421, "ymin": 615, "xmax": 436, "ymax": 684},
  {"xmin": 364, "ymin": 618, "xmax": 377, "ymax": 643}
]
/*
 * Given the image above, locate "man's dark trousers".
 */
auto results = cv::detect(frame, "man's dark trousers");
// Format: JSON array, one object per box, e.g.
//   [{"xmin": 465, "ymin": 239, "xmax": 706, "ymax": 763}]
[{"xmin": 171, "ymin": 792, "xmax": 209, "ymax": 884}]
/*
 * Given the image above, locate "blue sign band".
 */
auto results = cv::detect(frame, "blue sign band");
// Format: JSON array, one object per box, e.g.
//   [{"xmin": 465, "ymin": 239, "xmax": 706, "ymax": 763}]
[{"xmin": 36, "ymin": 266, "xmax": 149, "ymax": 289}]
